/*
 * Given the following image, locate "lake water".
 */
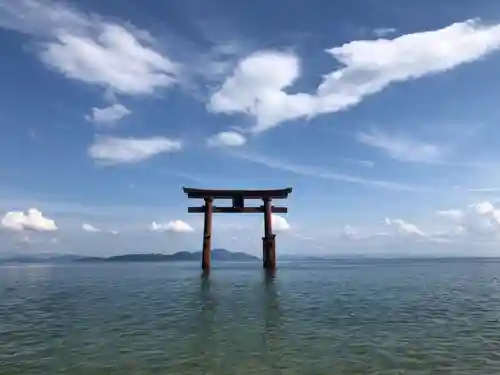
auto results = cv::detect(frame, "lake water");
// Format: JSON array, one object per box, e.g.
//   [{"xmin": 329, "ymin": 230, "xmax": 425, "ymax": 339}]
[{"xmin": 2, "ymin": 259, "xmax": 500, "ymax": 374}]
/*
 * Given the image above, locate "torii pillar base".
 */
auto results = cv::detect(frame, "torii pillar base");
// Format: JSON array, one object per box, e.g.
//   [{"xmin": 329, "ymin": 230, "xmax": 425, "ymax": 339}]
[{"xmin": 262, "ymin": 235, "xmax": 276, "ymax": 270}]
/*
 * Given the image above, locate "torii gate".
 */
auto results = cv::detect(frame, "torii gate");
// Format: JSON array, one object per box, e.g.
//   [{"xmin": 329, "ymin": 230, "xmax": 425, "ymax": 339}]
[{"xmin": 183, "ymin": 187, "xmax": 292, "ymax": 271}]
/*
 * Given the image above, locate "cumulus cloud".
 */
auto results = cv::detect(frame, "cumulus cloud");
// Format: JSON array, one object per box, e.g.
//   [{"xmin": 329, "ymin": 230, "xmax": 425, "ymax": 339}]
[
  {"xmin": 82, "ymin": 223, "xmax": 100, "ymax": 233},
  {"xmin": 333, "ymin": 218, "xmax": 452, "ymax": 246},
  {"xmin": 438, "ymin": 201, "xmax": 500, "ymax": 237},
  {"xmin": 89, "ymin": 136, "xmax": 182, "ymax": 165},
  {"xmin": 271, "ymin": 214, "xmax": 290, "ymax": 232},
  {"xmin": 335, "ymin": 203, "xmax": 500, "ymax": 247},
  {"xmin": 367, "ymin": 201, "xmax": 500, "ymax": 246},
  {"xmin": 0, "ymin": 0, "xmax": 179, "ymax": 96},
  {"xmin": 85, "ymin": 103, "xmax": 131, "ymax": 126},
  {"xmin": 341, "ymin": 225, "xmax": 358, "ymax": 239},
  {"xmin": 356, "ymin": 129, "xmax": 444, "ymax": 163},
  {"xmin": 207, "ymin": 131, "xmax": 247, "ymax": 147},
  {"xmin": 150, "ymin": 220, "xmax": 194, "ymax": 233},
  {"xmin": 1, "ymin": 208, "xmax": 58, "ymax": 232},
  {"xmin": 209, "ymin": 20, "xmax": 500, "ymax": 132}
]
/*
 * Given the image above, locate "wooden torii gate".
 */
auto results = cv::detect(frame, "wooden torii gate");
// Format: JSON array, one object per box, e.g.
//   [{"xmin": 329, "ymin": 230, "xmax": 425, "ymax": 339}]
[{"xmin": 183, "ymin": 187, "xmax": 292, "ymax": 271}]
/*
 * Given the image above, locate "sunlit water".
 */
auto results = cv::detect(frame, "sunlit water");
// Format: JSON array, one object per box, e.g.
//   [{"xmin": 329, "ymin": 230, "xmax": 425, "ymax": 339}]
[{"xmin": 2, "ymin": 259, "xmax": 500, "ymax": 374}]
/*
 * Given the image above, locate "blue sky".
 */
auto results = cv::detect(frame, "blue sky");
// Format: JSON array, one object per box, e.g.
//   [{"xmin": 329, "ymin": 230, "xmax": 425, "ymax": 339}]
[{"xmin": 3, "ymin": 0, "xmax": 500, "ymax": 256}]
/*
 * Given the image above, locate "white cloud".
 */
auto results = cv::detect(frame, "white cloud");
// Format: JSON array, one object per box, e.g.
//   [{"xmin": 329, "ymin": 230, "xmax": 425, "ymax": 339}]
[
  {"xmin": 0, "ymin": 0, "xmax": 179, "ymax": 96},
  {"xmin": 385, "ymin": 218, "xmax": 426, "ymax": 237},
  {"xmin": 207, "ymin": 131, "xmax": 246, "ymax": 147},
  {"xmin": 209, "ymin": 51, "xmax": 311, "ymax": 131},
  {"xmin": 272, "ymin": 214, "xmax": 290, "ymax": 232},
  {"xmin": 85, "ymin": 103, "xmax": 131, "ymax": 126},
  {"xmin": 1, "ymin": 208, "xmax": 58, "ymax": 232},
  {"xmin": 209, "ymin": 20, "xmax": 500, "ymax": 132},
  {"xmin": 89, "ymin": 136, "xmax": 182, "ymax": 165},
  {"xmin": 82, "ymin": 223, "xmax": 100, "ymax": 233},
  {"xmin": 356, "ymin": 129, "xmax": 444, "ymax": 163},
  {"xmin": 149, "ymin": 220, "xmax": 194, "ymax": 233}
]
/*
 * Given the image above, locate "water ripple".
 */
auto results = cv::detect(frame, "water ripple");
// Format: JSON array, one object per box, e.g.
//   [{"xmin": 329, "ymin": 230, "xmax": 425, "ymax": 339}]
[{"xmin": 2, "ymin": 260, "xmax": 500, "ymax": 374}]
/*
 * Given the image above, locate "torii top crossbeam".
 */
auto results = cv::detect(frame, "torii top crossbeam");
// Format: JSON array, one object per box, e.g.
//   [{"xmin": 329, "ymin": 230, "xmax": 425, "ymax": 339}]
[{"xmin": 182, "ymin": 187, "xmax": 292, "ymax": 199}]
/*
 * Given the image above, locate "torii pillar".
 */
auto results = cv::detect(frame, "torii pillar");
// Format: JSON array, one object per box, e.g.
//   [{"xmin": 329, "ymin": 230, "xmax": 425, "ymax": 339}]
[
  {"xmin": 262, "ymin": 197, "xmax": 276, "ymax": 270},
  {"xmin": 202, "ymin": 197, "xmax": 213, "ymax": 271}
]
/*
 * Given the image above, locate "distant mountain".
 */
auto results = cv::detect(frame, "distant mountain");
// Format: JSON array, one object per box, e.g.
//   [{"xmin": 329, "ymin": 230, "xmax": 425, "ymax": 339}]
[
  {"xmin": 0, "ymin": 249, "xmax": 259, "ymax": 264},
  {"xmin": 0, "ymin": 254, "xmax": 86, "ymax": 264},
  {"xmin": 94, "ymin": 249, "xmax": 259, "ymax": 262},
  {"xmin": 212, "ymin": 249, "xmax": 259, "ymax": 261}
]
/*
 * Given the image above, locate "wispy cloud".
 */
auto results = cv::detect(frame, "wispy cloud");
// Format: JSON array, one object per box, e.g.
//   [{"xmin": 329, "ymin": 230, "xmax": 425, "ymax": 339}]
[
  {"xmin": 164, "ymin": 170, "xmax": 208, "ymax": 185},
  {"xmin": 467, "ymin": 187, "xmax": 500, "ymax": 193},
  {"xmin": 344, "ymin": 158, "xmax": 375, "ymax": 168},
  {"xmin": 89, "ymin": 136, "xmax": 182, "ymax": 165},
  {"xmin": 355, "ymin": 128, "xmax": 500, "ymax": 169},
  {"xmin": 373, "ymin": 27, "xmax": 397, "ymax": 37},
  {"xmin": 232, "ymin": 151, "xmax": 417, "ymax": 191},
  {"xmin": 356, "ymin": 129, "xmax": 445, "ymax": 163},
  {"xmin": 385, "ymin": 218, "xmax": 425, "ymax": 237}
]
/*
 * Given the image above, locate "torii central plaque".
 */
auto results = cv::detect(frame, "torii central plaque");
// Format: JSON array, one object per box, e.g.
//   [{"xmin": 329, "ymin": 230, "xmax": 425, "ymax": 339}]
[{"xmin": 182, "ymin": 187, "xmax": 292, "ymax": 272}]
